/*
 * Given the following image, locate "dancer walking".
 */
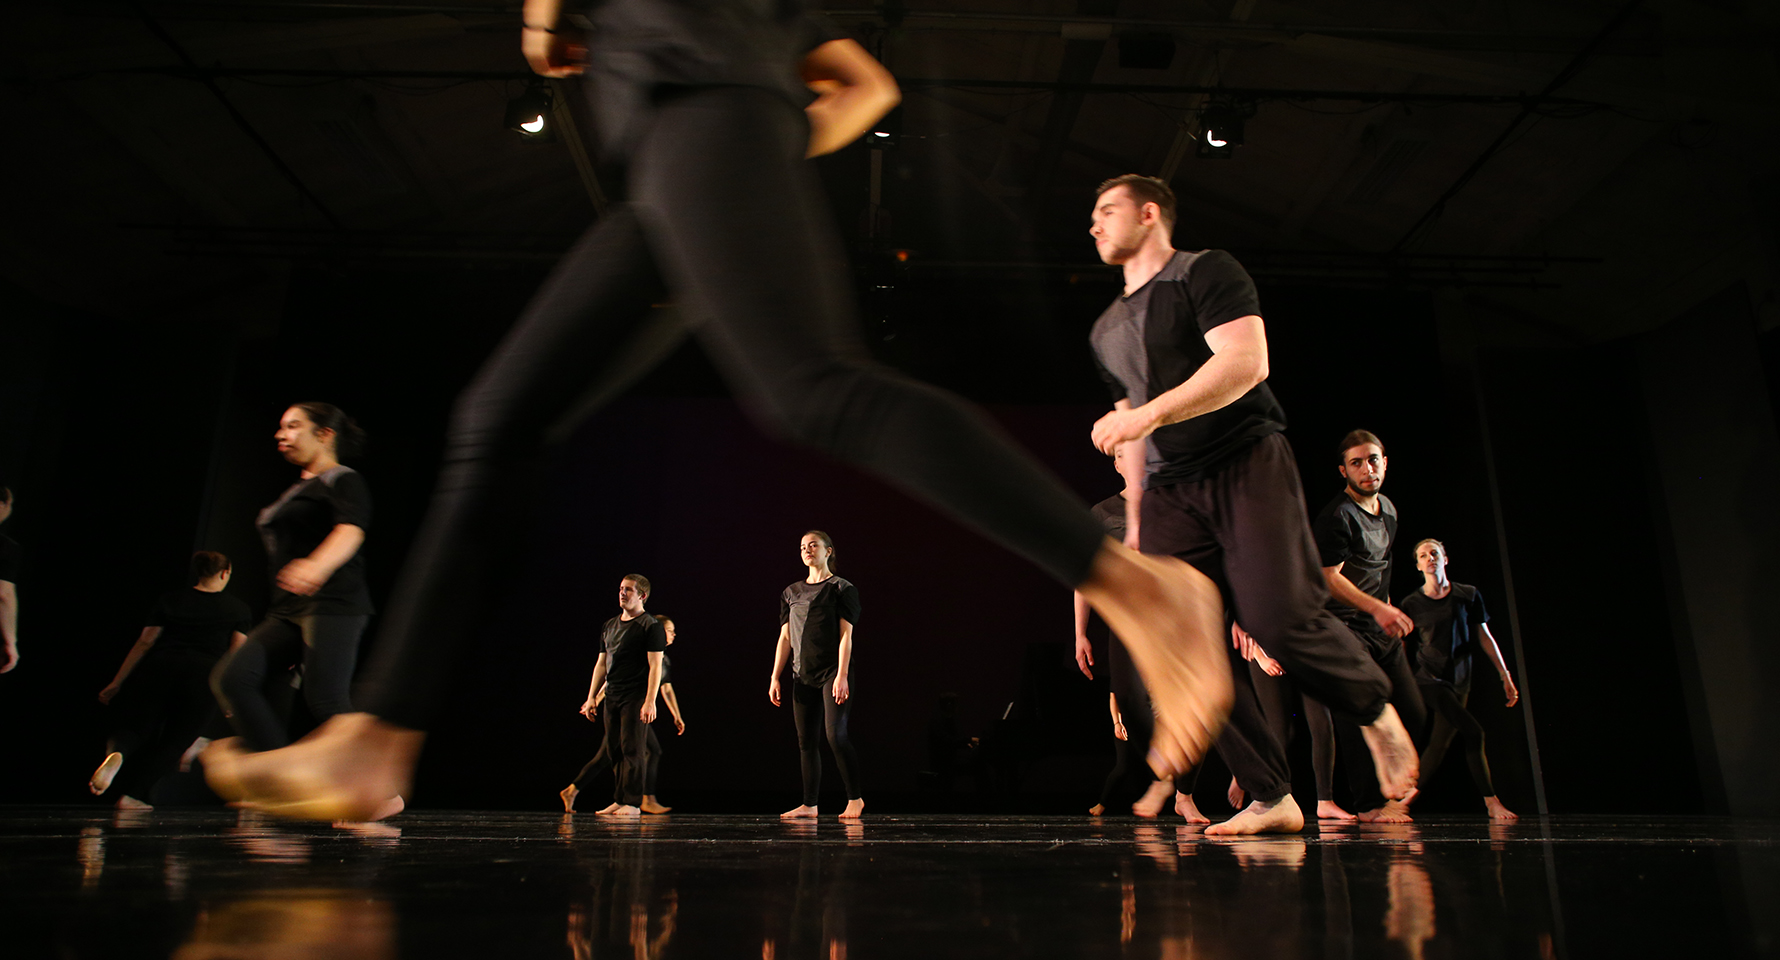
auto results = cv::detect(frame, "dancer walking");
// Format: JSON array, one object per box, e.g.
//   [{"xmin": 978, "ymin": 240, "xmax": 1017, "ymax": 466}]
[
  {"xmin": 643, "ymin": 615, "xmax": 687, "ymax": 813},
  {"xmin": 1085, "ymin": 175, "xmax": 1418, "ymax": 836},
  {"xmin": 1312, "ymin": 430, "xmax": 1427, "ymax": 822},
  {"xmin": 576, "ymin": 575, "xmax": 666, "ymax": 819},
  {"xmin": 90, "ymin": 552, "xmax": 251, "ymax": 806},
  {"xmin": 1400, "ymin": 539, "xmax": 1520, "ymax": 820},
  {"xmin": 203, "ymin": 1, "xmax": 1228, "ymax": 821},
  {"xmin": 770, "ymin": 531, "xmax": 864, "ymax": 820},
  {"xmin": 559, "ymin": 612, "xmax": 683, "ymax": 814}
]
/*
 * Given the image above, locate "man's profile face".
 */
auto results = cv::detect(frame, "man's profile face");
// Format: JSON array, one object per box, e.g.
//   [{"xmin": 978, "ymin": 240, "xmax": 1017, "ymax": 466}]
[
  {"xmin": 1089, "ymin": 186, "xmax": 1155, "ymax": 265},
  {"xmin": 1338, "ymin": 443, "xmax": 1387, "ymax": 496},
  {"xmin": 618, "ymin": 578, "xmax": 646, "ymax": 610}
]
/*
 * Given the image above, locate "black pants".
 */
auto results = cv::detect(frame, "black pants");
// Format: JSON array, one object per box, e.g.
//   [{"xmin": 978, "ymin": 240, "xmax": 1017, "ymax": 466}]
[
  {"xmin": 358, "ymin": 85, "xmax": 1103, "ymax": 730},
  {"xmin": 1139, "ymin": 434, "xmax": 1393, "ymax": 804},
  {"xmin": 791, "ymin": 678, "xmax": 861, "ymax": 805},
  {"xmin": 1332, "ymin": 629, "xmax": 1427, "ymax": 811},
  {"xmin": 596, "ymin": 699, "xmax": 651, "ymax": 806},
  {"xmin": 1249, "ymin": 663, "xmax": 1339, "ymax": 803},
  {"xmin": 572, "ymin": 718, "xmax": 666, "ymax": 797},
  {"xmin": 1419, "ymin": 683, "xmax": 1495, "ymax": 796},
  {"xmin": 1097, "ymin": 637, "xmax": 1204, "ymax": 807},
  {"xmin": 213, "ymin": 614, "xmax": 369, "ymax": 751},
  {"xmin": 104, "ymin": 654, "xmax": 219, "ymax": 800}
]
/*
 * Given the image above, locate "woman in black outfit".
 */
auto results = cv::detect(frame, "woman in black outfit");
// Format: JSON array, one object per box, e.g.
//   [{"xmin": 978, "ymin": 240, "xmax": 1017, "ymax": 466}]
[
  {"xmin": 203, "ymin": 0, "xmax": 1229, "ymax": 821},
  {"xmin": 769, "ymin": 531, "xmax": 863, "ymax": 820},
  {"xmin": 89, "ymin": 551, "xmax": 252, "ymax": 807},
  {"xmin": 212, "ymin": 404, "xmax": 376, "ymax": 761}
]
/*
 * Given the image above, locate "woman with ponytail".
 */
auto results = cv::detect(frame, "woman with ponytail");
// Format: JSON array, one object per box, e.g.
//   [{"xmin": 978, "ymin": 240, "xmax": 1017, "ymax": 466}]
[{"xmin": 211, "ymin": 404, "xmax": 381, "ymax": 786}]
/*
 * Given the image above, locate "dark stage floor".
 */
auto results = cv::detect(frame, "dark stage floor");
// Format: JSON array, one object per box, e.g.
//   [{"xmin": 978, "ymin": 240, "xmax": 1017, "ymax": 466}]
[{"xmin": 4, "ymin": 808, "xmax": 1775, "ymax": 958}]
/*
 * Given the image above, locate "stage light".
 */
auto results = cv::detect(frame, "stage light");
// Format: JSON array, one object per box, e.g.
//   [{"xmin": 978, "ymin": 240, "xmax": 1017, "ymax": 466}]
[
  {"xmin": 869, "ymin": 106, "xmax": 902, "ymax": 149},
  {"xmin": 1195, "ymin": 104, "xmax": 1249, "ymax": 160},
  {"xmin": 505, "ymin": 84, "xmax": 556, "ymax": 142}
]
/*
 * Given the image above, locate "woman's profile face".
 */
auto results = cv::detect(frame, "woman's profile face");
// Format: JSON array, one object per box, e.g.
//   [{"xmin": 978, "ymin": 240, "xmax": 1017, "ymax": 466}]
[
  {"xmin": 663, "ymin": 621, "xmax": 677, "ymax": 645},
  {"xmin": 275, "ymin": 406, "xmax": 329, "ymax": 467},
  {"xmin": 800, "ymin": 534, "xmax": 831, "ymax": 568}
]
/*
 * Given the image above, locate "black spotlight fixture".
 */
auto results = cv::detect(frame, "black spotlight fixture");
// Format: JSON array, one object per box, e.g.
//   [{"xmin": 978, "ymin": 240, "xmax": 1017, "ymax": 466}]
[
  {"xmin": 1195, "ymin": 102, "xmax": 1252, "ymax": 160},
  {"xmin": 505, "ymin": 83, "xmax": 555, "ymax": 142},
  {"xmin": 868, "ymin": 106, "xmax": 902, "ymax": 149},
  {"xmin": 1118, "ymin": 32, "xmax": 1176, "ymax": 70}
]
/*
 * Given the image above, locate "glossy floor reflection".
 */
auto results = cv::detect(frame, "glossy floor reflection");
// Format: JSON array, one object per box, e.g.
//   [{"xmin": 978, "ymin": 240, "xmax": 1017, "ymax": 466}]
[{"xmin": 7, "ymin": 809, "xmax": 1776, "ymax": 958}]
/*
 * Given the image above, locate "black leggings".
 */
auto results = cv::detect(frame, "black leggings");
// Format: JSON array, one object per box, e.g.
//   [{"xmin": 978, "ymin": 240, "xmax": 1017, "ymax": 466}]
[
  {"xmin": 571, "ymin": 720, "xmax": 665, "ymax": 797},
  {"xmin": 1332, "ymin": 631, "xmax": 1427, "ymax": 811},
  {"xmin": 1419, "ymin": 683, "xmax": 1496, "ymax": 796},
  {"xmin": 358, "ymin": 85, "xmax": 1103, "ymax": 730},
  {"xmin": 791, "ymin": 678, "xmax": 861, "ymax": 805},
  {"xmin": 104, "ymin": 654, "xmax": 219, "ymax": 800},
  {"xmin": 213, "ymin": 614, "xmax": 369, "ymax": 751},
  {"xmin": 1248, "ymin": 663, "xmax": 1338, "ymax": 803}
]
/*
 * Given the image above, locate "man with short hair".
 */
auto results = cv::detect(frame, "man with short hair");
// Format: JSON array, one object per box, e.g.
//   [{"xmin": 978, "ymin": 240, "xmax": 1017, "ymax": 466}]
[
  {"xmin": 1313, "ymin": 430, "xmax": 1427, "ymax": 822},
  {"xmin": 1085, "ymin": 174, "xmax": 1418, "ymax": 835},
  {"xmin": 0, "ymin": 486, "xmax": 21, "ymax": 674},
  {"xmin": 578, "ymin": 574, "xmax": 668, "ymax": 819}
]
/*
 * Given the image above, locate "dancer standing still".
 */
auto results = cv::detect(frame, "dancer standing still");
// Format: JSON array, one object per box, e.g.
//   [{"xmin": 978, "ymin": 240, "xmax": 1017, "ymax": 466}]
[
  {"xmin": 577, "ymin": 575, "xmax": 666, "ymax": 819},
  {"xmin": 90, "ymin": 552, "xmax": 251, "ymax": 806},
  {"xmin": 203, "ymin": 1, "xmax": 1229, "ymax": 821},
  {"xmin": 210, "ymin": 406, "xmax": 377, "ymax": 763},
  {"xmin": 1085, "ymin": 175, "xmax": 1418, "ymax": 836},
  {"xmin": 560, "ymin": 612, "xmax": 684, "ymax": 814},
  {"xmin": 1312, "ymin": 430, "xmax": 1427, "ymax": 822},
  {"xmin": 1400, "ymin": 539, "xmax": 1520, "ymax": 820},
  {"xmin": 770, "ymin": 531, "xmax": 864, "ymax": 820}
]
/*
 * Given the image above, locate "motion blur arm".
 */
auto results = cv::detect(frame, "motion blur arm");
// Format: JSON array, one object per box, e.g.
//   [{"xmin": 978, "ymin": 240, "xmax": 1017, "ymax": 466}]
[
  {"xmin": 0, "ymin": 580, "xmax": 17, "ymax": 673},
  {"xmin": 801, "ymin": 39, "xmax": 901, "ymax": 157}
]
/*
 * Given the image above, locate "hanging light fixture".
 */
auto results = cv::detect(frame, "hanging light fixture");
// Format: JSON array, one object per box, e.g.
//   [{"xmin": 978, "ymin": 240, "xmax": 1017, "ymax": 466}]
[{"xmin": 505, "ymin": 83, "xmax": 556, "ymax": 142}]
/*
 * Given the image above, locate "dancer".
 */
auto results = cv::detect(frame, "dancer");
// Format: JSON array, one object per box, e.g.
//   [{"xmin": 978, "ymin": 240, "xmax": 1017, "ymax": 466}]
[
  {"xmin": 643, "ymin": 615, "xmax": 687, "ymax": 813},
  {"xmin": 203, "ymin": 1, "xmax": 1230, "ymax": 821},
  {"xmin": 559, "ymin": 612, "xmax": 684, "ymax": 815},
  {"xmin": 1085, "ymin": 175, "xmax": 1418, "ymax": 836},
  {"xmin": 1400, "ymin": 539, "xmax": 1520, "ymax": 820},
  {"xmin": 1312, "ymin": 430, "xmax": 1427, "ymax": 822},
  {"xmin": 579, "ymin": 575, "xmax": 666, "ymax": 819},
  {"xmin": 90, "ymin": 552, "xmax": 251, "ymax": 805},
  {"xmin": 769, "ymin": 531, "xmax": 864, "ymax": 820},
  {"xmin": 0, "ymin": 485, "xmax": 20, "ymax": 674},
  {"xmin": 210, "ymin": 405, "xmax": 378, "ymax": 760}
]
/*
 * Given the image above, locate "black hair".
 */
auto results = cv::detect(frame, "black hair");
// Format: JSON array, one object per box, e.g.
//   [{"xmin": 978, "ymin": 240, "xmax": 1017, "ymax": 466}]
[
  {"xmin": 189, "ymin": 551, "xmax": 231, "ymax": 584},
  {"xmin": 1337, "ymin": 429, "xmax": 1384, "ymax": 462},
  {"xmin": 294, "ymin": 402, "xmax": 367, "ymax": 460}
]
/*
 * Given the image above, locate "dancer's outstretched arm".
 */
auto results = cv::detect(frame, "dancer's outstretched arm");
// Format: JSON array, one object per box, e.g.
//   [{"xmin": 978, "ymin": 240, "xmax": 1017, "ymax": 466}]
[
  {"xmin": 98, "ymin": 626, "xmax": 162, "ymax": 704},
  {"xmin": 768, "ymin": 624, "xmax": 791, "ymax": 706},
  {"xmin": 581, "ymin": 654, "xmax": 609, "ymax": 720},
  {"xmin": 800, "ymin": 39, "xmax": 900, "ymax": 157},
  {"xmin": 1477, "ymin": 623, "xmax": 1519, "ymax": 706}
]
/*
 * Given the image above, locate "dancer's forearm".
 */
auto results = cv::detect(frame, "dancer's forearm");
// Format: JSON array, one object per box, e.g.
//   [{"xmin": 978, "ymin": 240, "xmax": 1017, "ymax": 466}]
[
  {"xmin": 108, "ymin": 626, "xmax": 162, "ymax": 688},
  {"xmin": 801, "ymin": 39, "xmax": 900, "ymax": 157}
]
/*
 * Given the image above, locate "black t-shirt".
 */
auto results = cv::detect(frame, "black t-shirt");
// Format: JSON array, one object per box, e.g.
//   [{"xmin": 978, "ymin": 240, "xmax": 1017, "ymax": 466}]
[
  {"xmin": 146, "ymin": 588, "xmax": 254, "ymax": 664},
  {"xmin": 781, "ymin": 576, "xmax": 861, "ymax": 686},
  {"xmin": 0, "ymin": 533, "xmax": 19, "ymax": 583},
  {"xmin": 1090, "ymin": 493, "xmax": 1128, "ymax": 543},
  {"xmin": 601, "ymin": 613, "xmax": 668, "ymax": 704},
  {"xmin": 1401, "ymin": 583, "xmax": 1489, "ymax": 690},
  {"xmin": 1089, "ymin": 250, "xmax": 1288, "ymax": 487},
  {"xmin": 257, "ymin": 465, "xmax": 373, "ymax": 616},
  {"xmin": 583, "ymin": 0, "xmax": 846, "ymax": 153},
  {"xmin": 1312, "ymin": 492, "xmax": 1398, "ymax": 630},
  {"xmin": 658, "ymin": 652, "xmax": 673, "ymax": 687}
]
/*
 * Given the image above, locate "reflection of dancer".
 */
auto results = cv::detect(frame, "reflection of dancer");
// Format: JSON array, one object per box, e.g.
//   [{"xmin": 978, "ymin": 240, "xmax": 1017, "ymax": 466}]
[
  {"xmin": 204, "ymin": 0, "xmax": 1229, "ymax": 821},
  {"xmin": 1085, "ymin": 175, "xmax": 1417, "ymax": 836},
  {"xmin": 579, "ymin": 575, "xmax": 666, "ymax": 819},
  {"xmin": 770, "ymin": 531, "xmax": 864, "ymax": 820},
  {"xmin": 1313, "ymin": 430, "xmax": 1427, "ymax": 822},
  {"xmin": 213, "ymin": 404, "xmax": 374, "ymax": 756},
  {"xmin": 1400, "ymin": 539, "xmax": 1520, "ymax": 820},
  {"xmin": 90, "ymin": 552, "xmax": 251, "ymax": 806}
]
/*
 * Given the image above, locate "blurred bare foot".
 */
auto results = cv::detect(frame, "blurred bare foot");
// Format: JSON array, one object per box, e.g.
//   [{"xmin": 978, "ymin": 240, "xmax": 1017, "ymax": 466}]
[
  {"xmin": 202, "ymin": 713, "xmax": 423, "ymax": 822},
  {"xmin": 1485, "ymin": 796, "xmax": 1518, "ymax": 820},
  {"xmin": 1317, "ymin": 800, "xmax": 1356, "ymax": 821},
  {"xmin": 1078, "ymin": 542, "xmax": 1230, "ymax": 780},
  {"xmin": 1205, "ymin": 795, "xmax": 1304, "ymax": 836},
  {"xmin": 593, "ymin": 803, "xmax": 621, "ymax": 815},
  {"xmin": 781, "ymin": 805, "xmax": 818, "ymax": 819},
  {"xmin": 605, "ymin": 804, "xmax": 641, "ymax": 820},
  {"xmin": 1359, "ymin": 705, "xmax": 1419, "ymax": 800},
  {"xmin": 1087, "ymin": 803, "xmax": 1107, "ymax": 817},
  {"xmin": 115, "ymin": 794, "xmax": 152, "ymax": 810},
  {"xmin": 90, "ymin": 752, "xmax": 123, "ymax": 795},
  {"xmin": 641, "ymin": 796, "xmax": 672, "ymax": 814},
  {"xmin": 559, "ymin": 784, "xmax": 579, "ymax": 813},
  {"xmin": 839, "ymin": 798, "xmax": 865, "ymax": 820},
  {"xmin": 1133, "ymin": 779, "xmax": 1174, "ymax": 818},
  {"xmin": 1175, "ymin": 792, "xmax": 1210, "ymax": 824},
  {"xmin": 1358, "ymin": 799, "xmax": 1414, "ymax": 823},
  {"xmin": 1226, "ymin": 776, "xmax": 1245, "ymax": 811}
]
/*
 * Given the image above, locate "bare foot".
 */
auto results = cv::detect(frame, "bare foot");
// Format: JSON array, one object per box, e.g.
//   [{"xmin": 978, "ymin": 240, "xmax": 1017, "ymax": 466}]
[
  {"xmin": 781, "ymin": 804, "xmax": 818, "ymax": 819},
  {"xmin": 640, "ymin": 797, "xmax": 672, "ymax": 815},
  {"xmin": 202, "ymin": 714, "xmax": 424, "ymax": 822},
  {"xmin": 593, "ymin": 803, "xmax": 622, "ymax": 815},
  {"xmin": 115, "ymin": 794, "xmax": 152, "ymax": 810},
  {"xmin": 1077, "ymin": 542, "xmax": 1231, "ymax": 779},
  {"xmin": 1357, "ymin": 799, "xmax": 1414, "ymax": 823},
  {"xmin": 559, "ymin": 784, "xmax": 579, "ymax": 813},
  {"xmin": 1087, "ymin": 803, "xmax": 1107, "ymax": 817},
  {"xmin": 605, "ymin": 804, "xmax": 641, "ymax": 820},
  {"xmin": 1359, "ymin": 704, "xmax": 1419, "ymax": 800},
  {"xmin": 1204, "ymin": 795, "xmax": 1305, "ymax": 836},
  {"xmin": 1175, "ymin": 792, "xmax": 1211, "ymax": 824},
  {"xmin": 90, "ymin": 752, "xmax": 123, "ymax": 795},
  {"xmin": 1132, "ymin": 779, "xmax": 1174, "ymax": 818},
  {"xmin": 839, "ymin": 798, "xmax": 865, "ymax": 820},
  {"xmin": 1484, "ymin": 796, "xmax": 1518, "ymax": 820},
  {"xmin": 1226, "ymin": 776, "xmax": 1245, "ymax": 811},
  {"xmin": 1317, "ymin": 800, "xmax": 1357, "ymax": 821}
]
